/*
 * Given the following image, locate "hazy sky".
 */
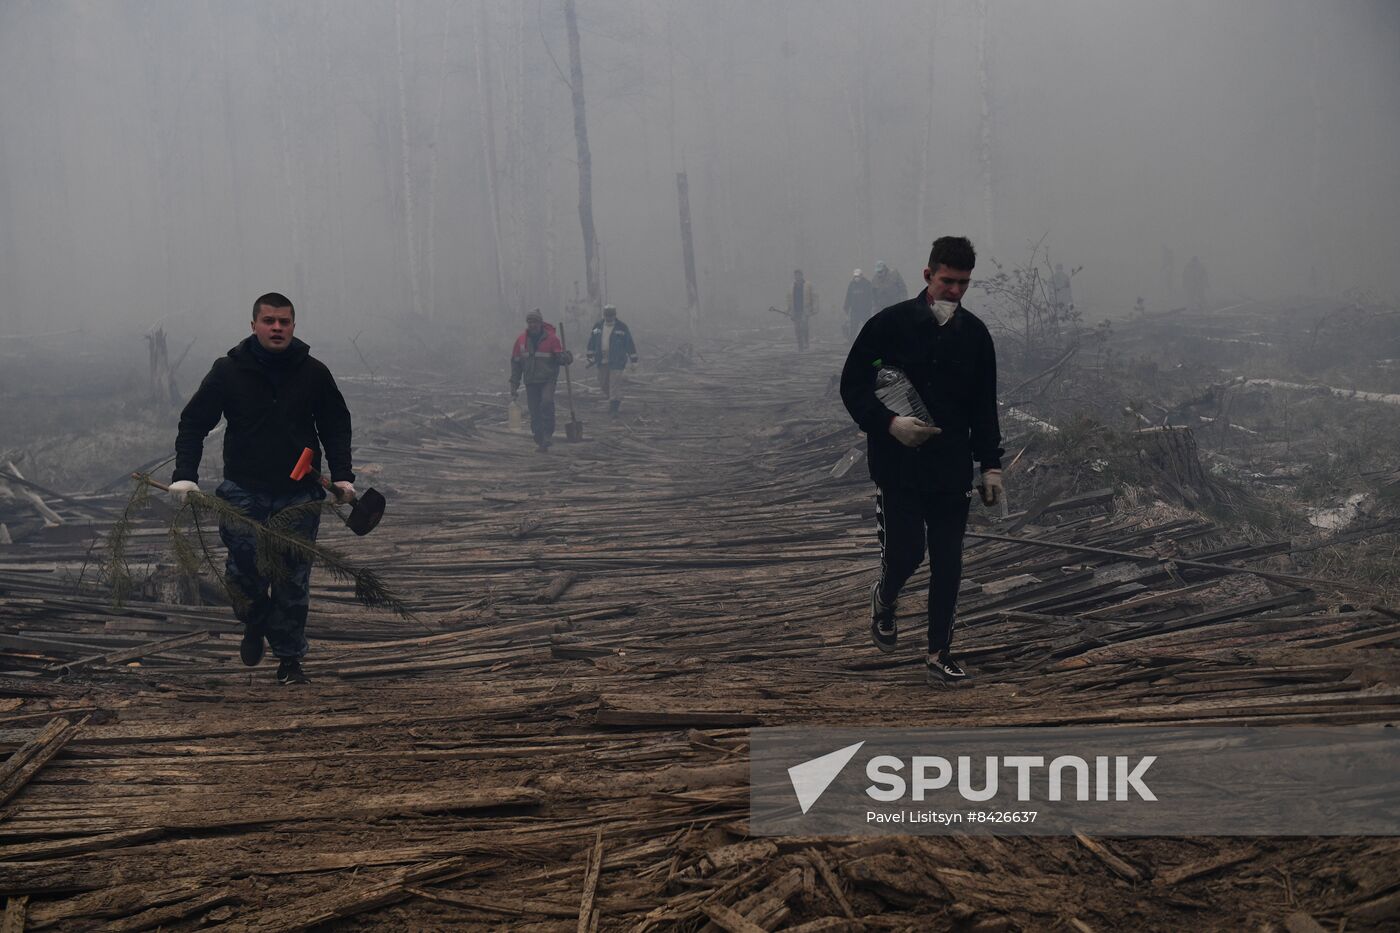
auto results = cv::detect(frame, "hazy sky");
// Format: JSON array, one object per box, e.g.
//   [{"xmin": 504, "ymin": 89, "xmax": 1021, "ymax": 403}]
[{"xmin": 1, "ymin": 0, "xmax": 1396, "ymax": 339}]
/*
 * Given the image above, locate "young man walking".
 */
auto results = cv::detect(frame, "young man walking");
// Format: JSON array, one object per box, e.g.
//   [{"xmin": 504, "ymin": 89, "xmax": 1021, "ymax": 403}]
[
  {"xmin": 839, "ymin": 237, "xmax": 1004, "ymax": 685},
  {"xmin": 169, "ymin": 293, "xmax": 355, "ymax": 685}
]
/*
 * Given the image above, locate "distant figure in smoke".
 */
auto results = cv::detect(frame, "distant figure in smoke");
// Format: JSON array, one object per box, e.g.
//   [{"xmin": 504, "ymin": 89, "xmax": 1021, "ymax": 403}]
[
  {"xmin": 1049, "ymin": 263, "xmax": 1073, "ymax": 321},
  {"xmin": 871, "ymin": 260, "xmax": 908, "ymax": 310},
  {"xmin": 840, "ymin": 237, "xmax": 1004, "ymax": 687},
  {"xmin": 1183, "ymin": 255, "xmax": 1208, "ymax": 313},
  {"xmin": 843, "ymin": 268, "xmax": 875, "ymax": 340},
  {"xmin": 785, "ymin": 269, "xmax": 819, "ymax": 351},
  {"xmin": 586, "ymin": 304, "xmax": 638, "ymax": 416},
  {"xmin": 510, "ymin": 310, "xmax": 573, "ymax": 452},
  {"xmin": 169, "ymin": 293, "xmax": 355, "ymax": 686}
]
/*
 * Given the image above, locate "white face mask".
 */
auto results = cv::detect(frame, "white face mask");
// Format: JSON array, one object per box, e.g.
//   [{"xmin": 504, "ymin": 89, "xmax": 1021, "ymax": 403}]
[{"xmin": 931, "ymin": 300, "xmax": 957, "ymax": 325}]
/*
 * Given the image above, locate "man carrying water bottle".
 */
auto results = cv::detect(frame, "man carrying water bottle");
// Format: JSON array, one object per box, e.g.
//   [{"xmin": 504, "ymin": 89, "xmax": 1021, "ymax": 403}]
[{"xmin": 839, "ymin": 237, "xmax": 1004, "ymax": 686}]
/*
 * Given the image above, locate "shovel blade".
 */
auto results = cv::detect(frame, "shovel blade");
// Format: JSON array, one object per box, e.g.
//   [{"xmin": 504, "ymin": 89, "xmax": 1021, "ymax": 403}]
[
  {"xmin": 565, "ymin": 420, "xmax": 584, "ymax": 442},
  {"xmin": 345, "ymin": 487, "xmax": 386, "ymax": 536}
]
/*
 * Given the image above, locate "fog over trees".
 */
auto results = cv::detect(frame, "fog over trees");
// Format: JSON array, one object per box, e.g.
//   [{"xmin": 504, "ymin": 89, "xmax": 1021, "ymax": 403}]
[{"xmin": 1, "ymin": 0, "xmax": 1397, "ymax": 344}]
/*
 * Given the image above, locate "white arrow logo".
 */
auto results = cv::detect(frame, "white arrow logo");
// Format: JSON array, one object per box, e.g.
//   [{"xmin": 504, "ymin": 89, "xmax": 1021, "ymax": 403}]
[{"xmin": 788, "ymin": 741, "xmax": 866, "ymax": 814}]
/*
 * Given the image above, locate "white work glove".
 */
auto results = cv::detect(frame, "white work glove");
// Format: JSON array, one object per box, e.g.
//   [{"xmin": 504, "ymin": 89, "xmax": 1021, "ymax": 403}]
[
  {"xmin": 978, "ymin": 470, "xmax": 1004, "ymax": 507},
  {"xmin": 888, "ymin": 415, "xmax": 941, "ymax": 448},
  {"xmin": 332, "ymin": 481, "xmax": 357, "ymax": 503},
  {"xmin": 168, "ymin": 480, "xmax": 200, "ymax": 503}
]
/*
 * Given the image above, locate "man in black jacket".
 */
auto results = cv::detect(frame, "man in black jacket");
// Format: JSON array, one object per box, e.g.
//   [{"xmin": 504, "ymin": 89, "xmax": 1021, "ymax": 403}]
[
  {"xmin": 169, "ymin": 293, "xmax": 355, "ymax": 685},
  {"xmin": 840, "ymin": 237, "xmax": 1003, "ymax": 686}
]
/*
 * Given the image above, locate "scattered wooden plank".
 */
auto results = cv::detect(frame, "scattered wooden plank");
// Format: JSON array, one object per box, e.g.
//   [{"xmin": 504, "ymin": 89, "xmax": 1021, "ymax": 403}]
[
  {"xmin": 2, "ymin": 896, "xmax": 27, "ymax": 933},
  {"xmin": 1153, "ymin": 847, "xmax": 1258, "ymax": 887},
  {"xmin": 805, "ymin": 848, "xmax": 855, "ymax": 919},
  {"xmin": 104, "ymin": 889, "xmax": 238, "ymax": 933},
  {"xmin": 596, "ymin": 698, "xmax": 762, "ymax": 728},
  {"xmin": 50, "ymin": 631, "xmax": 211, "ymax": 672},
  {"xmin": 540, "ymin": 571, "xmax": 580, "ymax": 604},
  {"xmin": 0, "ymin": 827, "xmax": 166, "ymax": 863},
  {"xmin": 201, "ymin": 857, "xmax": 469, "ymax": 932},
  {"xmin": 578, "ymin": 828, "xmax": 604, "ymax": 933},
  {"xmin": 700, "ymin": 902, "xmax": 766, "ymax": 933},
  {"xmin": 405, "ymin": 887, "xmax": 577, "ymax": 918},
  {"xmin": 0, "ymin": 715, "xmax": 87, "ymax": 807},
  {"xmin": 1074, "ymin": 832, "xmax": 1146, "ymax": 882}
]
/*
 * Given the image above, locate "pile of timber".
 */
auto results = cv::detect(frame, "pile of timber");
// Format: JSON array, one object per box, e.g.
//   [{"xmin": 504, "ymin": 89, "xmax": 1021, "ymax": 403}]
[{"xmin": 1, "ymin": 331, "xmax": 1397, "ymax": 930}]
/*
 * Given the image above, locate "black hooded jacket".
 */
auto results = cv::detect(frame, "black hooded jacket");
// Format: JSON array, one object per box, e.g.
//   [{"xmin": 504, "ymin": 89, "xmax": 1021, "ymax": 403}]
[
  {"xmin": 173, "ymin": 336, "xmax": 353, "ymax": 492},
  {"xmin": 840, "ymin": 294, "xmax": 1003, "ymax": 493}
]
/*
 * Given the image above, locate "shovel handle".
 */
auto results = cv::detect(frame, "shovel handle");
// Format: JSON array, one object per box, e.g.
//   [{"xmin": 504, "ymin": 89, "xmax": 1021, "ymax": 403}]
[
  {"xmin": 133, "ymin": 473, "xmax": 170, "ymax": 492},
  {"xmin": 558, "ymin": 320, "xmax": 578, "ymax": 414}
]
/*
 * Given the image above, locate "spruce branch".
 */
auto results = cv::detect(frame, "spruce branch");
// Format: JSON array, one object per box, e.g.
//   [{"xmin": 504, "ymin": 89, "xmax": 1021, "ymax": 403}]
[{"xmin": 118, "ymin": 474, "xmax": 418, "ymax": 623}]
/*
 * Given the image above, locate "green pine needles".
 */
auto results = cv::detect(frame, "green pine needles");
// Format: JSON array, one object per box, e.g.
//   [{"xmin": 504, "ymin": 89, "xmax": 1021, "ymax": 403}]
[{"xmin": 106, "ymin": 475, "xmax": 415, "ymax": 622}]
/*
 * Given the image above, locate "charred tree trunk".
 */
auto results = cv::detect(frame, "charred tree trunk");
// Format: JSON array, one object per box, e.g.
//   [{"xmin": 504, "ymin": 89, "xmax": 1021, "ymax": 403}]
[
  {"xmin": 916, "ymin": 5, "xmax": 938, "ymax": 242},
  {"xmin": 676, "ymin": 171, "xmax": 700, "ymax": 333},
  {"xmin": 424, "ymin": 0, "xmax": 452, "ymax": 320},
  {"xmin": 318, "ymin": 0, "xmax": 349, "ymax": 319},
  {"xmin": 564, "ymin": 0, "xmax": 602, "ymax": 311},
  {"xmin": 976, "ymin": 0, "xmax": 995, "ymax": 254},
  {"xmin": 474, "ymin": 0, "xmax": 508, "ymax": 320},
  {"xmin": 393, "ymin": 0, "xmax": 424, "ymax": 319},
  {"xmin": 145, "ymin": 327, "xmax": 177, "ymax": 408},
  {"xmin": 1134, "ymin": 426, "xmax": 1219, "ymax": 508},
  {"xmin": 847, "ymin": 13, "xmax": 873, "ymax": 261}
]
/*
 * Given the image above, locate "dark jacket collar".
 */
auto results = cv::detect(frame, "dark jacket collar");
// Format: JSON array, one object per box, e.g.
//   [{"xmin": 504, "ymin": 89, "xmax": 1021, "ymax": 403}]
[{"xmin": 230, "ymin": 335, "xmax": 311, "ymax": 370}]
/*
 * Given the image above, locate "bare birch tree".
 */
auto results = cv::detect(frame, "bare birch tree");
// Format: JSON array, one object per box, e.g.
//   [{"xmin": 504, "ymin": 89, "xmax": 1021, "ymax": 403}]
[
  {"xmin": 393, "ymin": 0, "xmax": 424, "ymax": 319},
  {"xmin": 563, "ymin": 0, "xmax": 602, "ymax": 310},
  {"xmin": 916, "ymin": 3, "xmax": 939, "ymax": 244},
  {"xmin": 475, "ymin": 0, "xmax": 508, "ymax": 319},
  {"xmin": 424, "ymin": 0, "xmax": 452, "ymax": 320},
  {"xmin": 977, "ymin": 0, "xmax": 996, "ymax": 254}
]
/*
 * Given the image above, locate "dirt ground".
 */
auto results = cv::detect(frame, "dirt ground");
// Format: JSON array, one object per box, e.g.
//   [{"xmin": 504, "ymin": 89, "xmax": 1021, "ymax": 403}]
[{"xmin": 2, "ymin": 316, "xmax": 1399, "ymax": 931}]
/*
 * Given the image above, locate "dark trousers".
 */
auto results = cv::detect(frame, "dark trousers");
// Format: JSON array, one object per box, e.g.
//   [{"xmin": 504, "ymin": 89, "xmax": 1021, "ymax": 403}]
[
  {"xmin": 525, "ymin": 380, "xmax": 557, "ymax": 446},
  {"xmin": 216, "ymin": 479, "xmax": 325, "ymax": 660},
  {"xmin": 794, "ymin": 315, "xmax": 810, "ymax": 351},
  {"xmin": 875, "ymin": 484, "xmax": 971, "ymax": 654}
]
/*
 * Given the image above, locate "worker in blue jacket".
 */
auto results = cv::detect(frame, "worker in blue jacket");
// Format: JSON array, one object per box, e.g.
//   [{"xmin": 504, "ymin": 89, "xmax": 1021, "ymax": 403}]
[{"xmin": 586, "ymin": 304, "xmax": 639, "ymax": 415}]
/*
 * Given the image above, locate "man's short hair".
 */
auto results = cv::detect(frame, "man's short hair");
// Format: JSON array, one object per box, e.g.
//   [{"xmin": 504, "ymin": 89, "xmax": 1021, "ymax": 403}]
[
  {"xmin": 927, "ymin": 237, "xmax": 976, "ymax": 272},
  {"xmin": 253, "ymin": 293, "xmax": 295, "ymax": 320}
]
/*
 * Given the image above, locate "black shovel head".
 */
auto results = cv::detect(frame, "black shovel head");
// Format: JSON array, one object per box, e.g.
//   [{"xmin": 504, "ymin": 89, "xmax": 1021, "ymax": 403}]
[
  {"xmin": 345, "ymin": 487, "xmax": 386, "ymax": 536},
  {"xmin": 565, "ymin": 418, "xmax": 584, "ymax": 442}
]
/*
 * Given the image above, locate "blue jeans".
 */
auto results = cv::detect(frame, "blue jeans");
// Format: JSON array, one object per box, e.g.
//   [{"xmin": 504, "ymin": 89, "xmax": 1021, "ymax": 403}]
[{"xmin": 215, "ymin": 480, "xmax": 325, "ymax": 660}]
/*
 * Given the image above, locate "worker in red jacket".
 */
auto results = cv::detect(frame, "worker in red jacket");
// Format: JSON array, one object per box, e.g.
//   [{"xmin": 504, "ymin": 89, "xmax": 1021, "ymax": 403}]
[{"xmin": 509, "ymin": 309, "xmax": 573, "ymax": 452}]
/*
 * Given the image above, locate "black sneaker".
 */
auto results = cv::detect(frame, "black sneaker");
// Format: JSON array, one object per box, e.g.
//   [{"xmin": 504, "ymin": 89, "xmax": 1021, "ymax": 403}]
[
  {"xmin": 870, "ymin": 582, "xmax": 897, "ymax": 653},
  {"xmin": 926, "ymin": 652, "xmax": 968, "ymax": 686},
  {"xmin": 276, "ymin": 659, "xmax": 311, "ymax": 685},
  {"xmin": 240, "ymin": 625, "xmax": 265, "ymax": 667}
]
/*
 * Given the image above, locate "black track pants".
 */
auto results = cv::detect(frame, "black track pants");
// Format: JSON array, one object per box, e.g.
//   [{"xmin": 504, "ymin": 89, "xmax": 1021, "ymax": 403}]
[{"xmin": 874, "ymin": 484, "xmax": 972, "ymax": 654}]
